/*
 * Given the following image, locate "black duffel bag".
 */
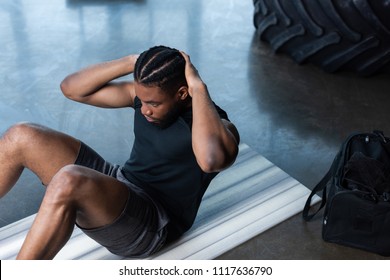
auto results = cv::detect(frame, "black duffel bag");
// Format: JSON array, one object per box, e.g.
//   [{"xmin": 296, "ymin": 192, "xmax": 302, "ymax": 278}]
[{"xmin": 303, "ymin": 131, "xmax": 390, "ymax": 256}]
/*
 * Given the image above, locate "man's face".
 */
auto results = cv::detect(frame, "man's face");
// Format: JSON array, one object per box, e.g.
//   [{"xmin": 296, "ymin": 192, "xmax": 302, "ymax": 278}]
[{"xmin": 134, "ymin": 82, "xmax": 183, "ymax": 128}]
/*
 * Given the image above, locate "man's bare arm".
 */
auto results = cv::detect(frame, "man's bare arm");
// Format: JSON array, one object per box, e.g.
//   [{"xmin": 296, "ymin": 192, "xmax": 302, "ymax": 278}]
[
  {"xmin": 181, "ymin": 52, "xmax": 240, "ymax": 173},
  {"xmin": 60, "ymin": 55, "xmax": 138, "ymax": 108}
]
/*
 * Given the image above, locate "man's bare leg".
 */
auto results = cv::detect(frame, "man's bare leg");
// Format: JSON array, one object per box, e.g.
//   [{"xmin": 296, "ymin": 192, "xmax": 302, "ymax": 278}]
[
  {"xmin": 0, "ymin": 122, "xmax": 128, "ymax": 259},
  {"xmin": 0, "ymin": 122, "xmax": 80, "ymax": 196},
  {"xmin": 17, "ymin": 165, "xmax": 128, "ymax": 259}
]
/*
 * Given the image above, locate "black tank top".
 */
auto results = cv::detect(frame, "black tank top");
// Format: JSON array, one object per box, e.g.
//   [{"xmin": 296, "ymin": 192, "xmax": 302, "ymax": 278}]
[{"xmin": 122, "ymin": 97, "xmax": 229, "ymax": 238}]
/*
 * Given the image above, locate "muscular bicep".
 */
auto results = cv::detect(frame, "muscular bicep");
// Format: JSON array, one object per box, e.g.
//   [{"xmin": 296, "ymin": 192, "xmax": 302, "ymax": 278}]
[{"xmin": 65, "ymin": 81, "xmax": 136, "ymax": 108}]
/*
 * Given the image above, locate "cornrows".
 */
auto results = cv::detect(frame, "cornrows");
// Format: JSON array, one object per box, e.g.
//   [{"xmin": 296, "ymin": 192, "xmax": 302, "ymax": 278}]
[{"xmin": 134, "ymin": 46, "xmax": 187, "ymax": 94}]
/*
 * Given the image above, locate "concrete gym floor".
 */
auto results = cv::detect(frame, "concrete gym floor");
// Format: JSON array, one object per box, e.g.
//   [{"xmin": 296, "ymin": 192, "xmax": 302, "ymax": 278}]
[{"xmin": 0, "ymin": 0, "xmax": 389, "ymax": 260}]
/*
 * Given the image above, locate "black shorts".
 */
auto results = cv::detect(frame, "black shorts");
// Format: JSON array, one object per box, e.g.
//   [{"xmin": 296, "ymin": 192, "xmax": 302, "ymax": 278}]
[{"xmin": 74, "ymin": 141, "xmax": 169, "ymax": 258}]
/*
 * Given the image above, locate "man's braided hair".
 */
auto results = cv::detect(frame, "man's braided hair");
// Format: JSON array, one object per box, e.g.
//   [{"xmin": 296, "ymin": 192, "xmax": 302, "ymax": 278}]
[{"xmin": 134, "ymin": 46, "xmax": 187, "ymax": 95}]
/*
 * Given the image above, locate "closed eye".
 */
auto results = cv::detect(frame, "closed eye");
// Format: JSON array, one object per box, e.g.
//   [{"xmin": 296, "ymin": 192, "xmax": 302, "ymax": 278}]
[
  {"xmin": 147, "ymin": 102, "xmax": 160, "ymax": 107},
  {"xmin": 140, "ymin": 100, "xmax": 160, "ymax": 107}
]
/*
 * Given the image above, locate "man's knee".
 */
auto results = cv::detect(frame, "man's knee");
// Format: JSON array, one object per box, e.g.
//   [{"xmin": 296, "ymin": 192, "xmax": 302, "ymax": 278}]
[
  {"xmin": 2, "ymin": 122, "xmax": 44, "ymax": 146},
  {"xmin": 45, "ymin": 165, "xmax": 88, "ymax": 205}
]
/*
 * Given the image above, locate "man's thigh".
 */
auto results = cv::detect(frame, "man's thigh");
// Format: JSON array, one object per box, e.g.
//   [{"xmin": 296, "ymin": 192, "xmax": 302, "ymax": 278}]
[
  {"xmin": 50, "ymin": 165, "xmax": 166, "ymax": 258},
  {"xmin": 6, "ymin": 122, "xmax": 81, "ymax": 185},
  {"xmin": 45, "ymin": 139, "xmax": 167, "ymax": 258},
  {"xmin": 64, "ymin": 141, "xmax": 126, "ymax": 228},
  {"xmin": 49, "ymin": 164, "xmax": 130, "ymax": 229}
]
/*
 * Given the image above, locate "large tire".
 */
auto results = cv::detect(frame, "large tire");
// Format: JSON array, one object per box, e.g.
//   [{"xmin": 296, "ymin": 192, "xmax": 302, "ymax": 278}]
[{"xmin": 253, "ymin": 0, "xmax": 390, "ymax": 75}]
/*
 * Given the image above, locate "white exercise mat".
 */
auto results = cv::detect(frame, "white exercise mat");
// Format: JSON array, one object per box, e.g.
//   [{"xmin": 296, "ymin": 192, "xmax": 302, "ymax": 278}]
[{"xmin": 0, "ymin": 143, "xmax": 320, "ymax": 260}]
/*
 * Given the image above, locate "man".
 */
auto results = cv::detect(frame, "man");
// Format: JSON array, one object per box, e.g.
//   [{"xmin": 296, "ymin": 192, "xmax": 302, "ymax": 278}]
[{"xmin": 0, "ymin": 46, "xmax": 240, "ymax": 259}]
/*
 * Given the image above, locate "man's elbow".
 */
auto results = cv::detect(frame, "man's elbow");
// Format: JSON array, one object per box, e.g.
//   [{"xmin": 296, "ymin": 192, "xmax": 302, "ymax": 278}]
[
  {"xmin": 198, "ymin": 157, "xmax": 219, "ymax": 173},
  {"xmin": 198, "ymin": 147, "xmax": 238, "ymax": 173},
  {"xmin": 60, "ymin": 78, "xmax": 72, "ymax": 99},
  {"xmin": 60, "ymin": 78, "xmax": 80, "ymax": 101}
]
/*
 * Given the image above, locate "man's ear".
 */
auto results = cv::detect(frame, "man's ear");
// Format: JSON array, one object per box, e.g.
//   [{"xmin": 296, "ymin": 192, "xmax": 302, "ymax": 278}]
[{"xmin": 177, "ymin": 86, "xmax": 189, "ymax": 100}]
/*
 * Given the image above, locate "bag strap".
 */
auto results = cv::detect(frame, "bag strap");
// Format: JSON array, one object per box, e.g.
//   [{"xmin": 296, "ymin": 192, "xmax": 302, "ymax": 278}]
[
  {"xmin": 302, "ymin": 151, "xmax": 341, "ymax": 221},
  {"xmin": 302, "ymin": 169, "xmax": 330, "ymax": 221}
]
